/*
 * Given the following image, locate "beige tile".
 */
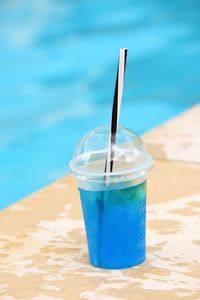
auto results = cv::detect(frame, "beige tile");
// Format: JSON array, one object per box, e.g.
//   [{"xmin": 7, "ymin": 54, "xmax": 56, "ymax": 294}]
[
  {"xmin": 143, "ymin": 104, "xmax": 200, "ymax": 163},
  {"xmin": 0, "ymin": 162, "xmax": 200, "ymax": 299},
  {"xmin": 1, "ymin": 106, "xmax": 200, "ymax": 299}
]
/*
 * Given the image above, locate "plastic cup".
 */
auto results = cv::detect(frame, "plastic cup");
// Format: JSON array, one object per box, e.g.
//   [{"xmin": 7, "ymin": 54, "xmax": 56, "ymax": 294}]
[{"xmin": 69, "ymin": 125, "xmax": 153, "ymax": 269}]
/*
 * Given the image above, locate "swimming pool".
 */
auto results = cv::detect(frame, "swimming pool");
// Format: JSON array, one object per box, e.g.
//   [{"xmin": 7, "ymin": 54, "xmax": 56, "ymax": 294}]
[{"xmin": 0, "ymin": 0, "xmax": 200, "ymax": 209}]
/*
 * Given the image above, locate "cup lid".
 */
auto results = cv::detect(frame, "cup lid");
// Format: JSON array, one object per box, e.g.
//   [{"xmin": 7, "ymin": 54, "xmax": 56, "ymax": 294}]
[{"xmin": 69, "ymin": 125, "xmax": 153, "ymax": 184}]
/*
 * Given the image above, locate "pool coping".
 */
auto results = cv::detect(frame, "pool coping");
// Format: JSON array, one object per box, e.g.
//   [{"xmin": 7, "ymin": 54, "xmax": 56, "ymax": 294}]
[{"xmin": 0, "ymin": 104, "xmax": 200, "ymax": 299}]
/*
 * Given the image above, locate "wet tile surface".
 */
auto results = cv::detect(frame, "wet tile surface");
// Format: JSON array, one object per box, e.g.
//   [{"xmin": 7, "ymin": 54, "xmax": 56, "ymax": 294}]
[
  {"xmin": 143, "ymin": 104, "xmax": 200, "ymax": 164},
  {"xmin": 0, "ymin": 105, "xmax": 200, "ymax": 299}
]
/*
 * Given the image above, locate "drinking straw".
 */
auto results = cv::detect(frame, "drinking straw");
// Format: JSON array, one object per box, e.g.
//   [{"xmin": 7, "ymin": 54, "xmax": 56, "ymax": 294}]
[
  {"xmin": 105, "ymin": 48, "xmax": 128, "ymax": 175},
  {"xmin": 97, "ymin": 48, "xmax": 128, "ymax": 264}
]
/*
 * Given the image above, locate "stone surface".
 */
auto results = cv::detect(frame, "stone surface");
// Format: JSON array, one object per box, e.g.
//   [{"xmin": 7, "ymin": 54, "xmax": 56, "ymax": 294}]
[
  {"xmin": 143, "ymin": 104, "xmax": 200, "ymax": 164},
  {"xmin": 0, "ymin": 105, "xmax": 200, "ymax": 300}
]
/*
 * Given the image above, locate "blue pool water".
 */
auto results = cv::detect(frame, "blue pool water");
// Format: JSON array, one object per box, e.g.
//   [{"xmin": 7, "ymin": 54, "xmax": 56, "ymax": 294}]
[
  {"xmin": 0, "ymin": 0, "xmax": 200, "ymax": 209},
  {"xmin": 80, "ymin": 181, "xmax": 146, "ymax": 269}
]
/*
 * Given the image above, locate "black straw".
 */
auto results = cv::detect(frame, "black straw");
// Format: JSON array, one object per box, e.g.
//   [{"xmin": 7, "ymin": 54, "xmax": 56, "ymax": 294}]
[{"xmin": 105, "ymin": 48, "xmax": 128, "ymax": 174}]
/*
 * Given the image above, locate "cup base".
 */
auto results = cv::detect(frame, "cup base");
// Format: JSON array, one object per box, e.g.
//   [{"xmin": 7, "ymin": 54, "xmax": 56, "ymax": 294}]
[{"xmin": 89, "ymin": 255, "xmax": 146, "ymax": 270}]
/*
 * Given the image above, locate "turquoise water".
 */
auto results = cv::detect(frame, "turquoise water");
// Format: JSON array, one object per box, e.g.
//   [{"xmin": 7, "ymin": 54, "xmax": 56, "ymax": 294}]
[
  {"xmin": 0, "ymin": 0, "xmax": 200, "ymax": 209},
  {"xmin": 79, "ymin": 182, "xmax": 146, "ymax": 269}
]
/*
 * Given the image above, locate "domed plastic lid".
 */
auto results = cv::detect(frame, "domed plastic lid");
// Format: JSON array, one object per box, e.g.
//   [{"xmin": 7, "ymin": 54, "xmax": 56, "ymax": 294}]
[{"xmin": 69, "ymin": 125, "xmax": 153, "ymax": 188}]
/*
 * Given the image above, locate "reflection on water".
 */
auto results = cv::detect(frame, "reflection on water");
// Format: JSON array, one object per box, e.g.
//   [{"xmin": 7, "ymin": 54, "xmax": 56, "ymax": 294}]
[{"xmin": 0, "ymin": 0, "xmax": 200, "ymax": 208}]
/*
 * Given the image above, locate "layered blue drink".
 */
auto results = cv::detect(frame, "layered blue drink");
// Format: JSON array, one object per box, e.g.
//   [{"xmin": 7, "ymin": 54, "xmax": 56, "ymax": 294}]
[
  {"xmin": 79, "ymin": 181, "xmax": 146, "ymax": 269},
  {"xmin": 69, "ymin": 125, "xmax": 153, "ymax": 269}
]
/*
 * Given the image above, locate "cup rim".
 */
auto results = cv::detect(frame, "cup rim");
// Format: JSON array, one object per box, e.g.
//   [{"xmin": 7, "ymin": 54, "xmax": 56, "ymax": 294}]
[{"xmin": 69, "ymin": 154, "xmax": 153, "ymax": 180}]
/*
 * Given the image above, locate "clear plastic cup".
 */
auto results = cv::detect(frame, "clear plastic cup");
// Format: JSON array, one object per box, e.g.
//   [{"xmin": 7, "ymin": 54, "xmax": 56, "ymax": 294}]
[{"xmin": 69, "ymin": 125, "xmax": 153, "ymax": 269}]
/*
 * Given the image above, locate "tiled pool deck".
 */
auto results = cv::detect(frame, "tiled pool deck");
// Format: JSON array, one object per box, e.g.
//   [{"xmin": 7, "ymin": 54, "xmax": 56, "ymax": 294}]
[{"xmin": 0, "ymin": 105, "xmax": 200, "ymax": 299}]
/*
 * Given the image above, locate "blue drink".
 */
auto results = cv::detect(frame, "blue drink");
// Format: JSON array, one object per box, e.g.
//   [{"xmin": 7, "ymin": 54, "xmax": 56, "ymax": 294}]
[{"xmin": 79, "ymin": 181, "xmax": 146, "ymax": 269}]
